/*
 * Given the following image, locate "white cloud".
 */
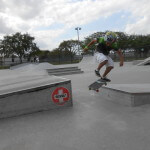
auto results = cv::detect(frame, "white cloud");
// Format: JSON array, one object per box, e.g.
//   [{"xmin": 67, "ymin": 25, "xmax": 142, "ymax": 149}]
[
  {"xmin": 124, "ymin": 0, "xmax": 150, "ymax": 34},
  {"xmin": 0, "ymin": 0, "xmax": 150, "ymax": 50},
  {"xmin": 31, "ymin": 28, "xmax": 66, "ymax": 50},
  {"xmin": 3, "ymin": 0, "xmax": 44, "ymax": 20},
  {"xmin": 125, "ymin": 16, "xmax": 150, "ymax": 35},
  {"xmin": 0, "ymin": 15, "xmax": 14, "ymax": 34}
]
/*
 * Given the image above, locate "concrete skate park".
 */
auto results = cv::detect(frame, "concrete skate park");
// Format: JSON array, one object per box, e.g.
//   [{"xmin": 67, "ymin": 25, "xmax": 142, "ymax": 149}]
[{"xmin": 0, "ymin": 56, "xmax": 150, "ymax": 150}]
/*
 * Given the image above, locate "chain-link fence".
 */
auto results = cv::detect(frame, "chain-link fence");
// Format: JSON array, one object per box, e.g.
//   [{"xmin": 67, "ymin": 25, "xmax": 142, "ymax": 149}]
[
  {"xmin": 110, "ymin": 50, "xmax": 150, "ymax": 62},
  {"xmin": 87, "ymin": 48, "xmax": 150, "ymax": 62},
  {"xmin": 0, "ymin": 57, "xmax": 37, "ymax": 68},
  {"xmin": 39, "ymin": 55, "xmax": 83, "ymax": 64},
  {"xmin": 1, "ymin": 49, "xmax": 150, "ymax": 68}
]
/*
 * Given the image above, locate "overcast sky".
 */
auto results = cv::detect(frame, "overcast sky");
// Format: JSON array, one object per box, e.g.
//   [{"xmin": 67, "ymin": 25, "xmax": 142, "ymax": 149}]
[{"xmin": 0, "ymin": 0, "xmax": 150, "ymax": 50}]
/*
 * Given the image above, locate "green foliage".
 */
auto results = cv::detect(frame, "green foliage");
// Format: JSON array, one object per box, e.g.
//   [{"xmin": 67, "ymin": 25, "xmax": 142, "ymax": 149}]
[
  {"xmin": 83, "ymin": 31, "xmax": 150, "ymax": 55},
  {"xmin": 1, "ymin": 30, "xmax": 150, "ymax": 64},
  {"xmin": 46, "ymin": 31, "xmax": 150, "ymax": 61},
  {"xmin": 0, "ymin": 32, "xmax": 40, "ymax": 63},
  {"xmin": 58, "ymin": 40, "xmax": 81, "ymax": 55}
]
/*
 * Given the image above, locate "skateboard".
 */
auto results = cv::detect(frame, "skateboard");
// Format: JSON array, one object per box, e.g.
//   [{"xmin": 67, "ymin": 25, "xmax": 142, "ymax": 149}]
[{"xmin": 88, "ymin": 79, "xmax": 107, "ymax": 92}]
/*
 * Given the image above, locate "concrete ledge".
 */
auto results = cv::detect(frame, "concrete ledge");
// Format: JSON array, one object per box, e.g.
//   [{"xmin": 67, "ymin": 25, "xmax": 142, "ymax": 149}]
[
  {"xmin": 99, "ymin": 84, "xmax": 150, "ymax": 106},
  {"xmin": 137, "ymin": 57, "xmax": 150, "ymax": 66},
  {"xmin": 0, "ymin": 76, "xmax": 73, "ymax": 119}
]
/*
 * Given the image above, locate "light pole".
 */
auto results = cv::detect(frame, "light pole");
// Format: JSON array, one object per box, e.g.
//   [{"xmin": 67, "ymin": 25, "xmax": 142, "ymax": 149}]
[{"xmin": 75, "ymin": 27, "xmax": 81, "ymax": 54}]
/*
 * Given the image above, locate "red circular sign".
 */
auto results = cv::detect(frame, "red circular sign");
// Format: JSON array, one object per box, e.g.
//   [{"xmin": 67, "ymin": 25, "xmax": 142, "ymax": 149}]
[{"xmin": 52, "ymin": 87, "xmax": 70, "ymax": 105}]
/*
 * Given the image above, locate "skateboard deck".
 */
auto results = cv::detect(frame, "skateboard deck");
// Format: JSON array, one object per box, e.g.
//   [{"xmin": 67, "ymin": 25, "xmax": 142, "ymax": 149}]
[{"xmin": 88, "ymin": 79, "xmax": 107, "ymax": 92}]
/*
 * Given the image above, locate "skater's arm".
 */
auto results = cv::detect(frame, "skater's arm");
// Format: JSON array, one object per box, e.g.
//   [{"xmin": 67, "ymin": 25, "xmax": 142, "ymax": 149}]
[
  {"xmin": 84, "ymin": 39, "xmax": 97, "ymax": 51},
  {"xmin": 116, "ymin": 49, "xmax": 124, "ymax": 66}
]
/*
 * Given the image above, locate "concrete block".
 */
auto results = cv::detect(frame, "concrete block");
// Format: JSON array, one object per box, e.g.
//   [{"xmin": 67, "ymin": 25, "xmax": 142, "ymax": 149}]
[
  {"xmin": 0, "ymin": 76, "xmax": 73, "ymax": 119},
  {"xmin": 99, "ymin": 84, "xmax": 150, "ymax": 107}
]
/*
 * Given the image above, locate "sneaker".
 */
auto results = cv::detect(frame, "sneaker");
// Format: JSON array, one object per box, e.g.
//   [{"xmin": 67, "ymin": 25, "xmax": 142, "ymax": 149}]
[
  {"xmin": 101, "ymin": 77, "xmax": 111, "ymax": 82},
  {"xmin": 95, "ymin": 70, "xmax": 101, "ymax": 77}
]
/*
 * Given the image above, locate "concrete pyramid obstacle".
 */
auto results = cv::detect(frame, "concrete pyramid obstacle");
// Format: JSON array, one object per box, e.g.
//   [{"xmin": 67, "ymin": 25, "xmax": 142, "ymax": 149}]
[{"xmin": 137, "ymin": 57, "xmax": 150, "ymax": 66}]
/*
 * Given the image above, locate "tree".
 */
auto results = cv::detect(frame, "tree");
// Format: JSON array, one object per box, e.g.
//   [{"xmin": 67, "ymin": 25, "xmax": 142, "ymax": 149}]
[
  {"xmin": 59, "ymin": 40, "xmax": 81, "ymax": 54},
  {"xmin": 83, "ymin": 31, "xmax": 150, "ymax": 58},
  {"xmin": 0, "ymin": 32, "xmax": 40, "ymax": 63},
  {"xmin": 58, "ymin": 40, "xmax": 81, "ymax": 62}
]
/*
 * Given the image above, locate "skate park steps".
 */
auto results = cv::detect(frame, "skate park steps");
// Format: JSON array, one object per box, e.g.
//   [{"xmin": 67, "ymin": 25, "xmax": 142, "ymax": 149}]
[
  {"xmin": 0, "ymin": 75, "xmax": 73, "ymax": 119},
  {"xmin": 47, "ymin": 66, "xmax": 84, "ymax": 76},
  {"xmin": 99, "ymin": 84, "xmax": 150, "ymax": 107}
]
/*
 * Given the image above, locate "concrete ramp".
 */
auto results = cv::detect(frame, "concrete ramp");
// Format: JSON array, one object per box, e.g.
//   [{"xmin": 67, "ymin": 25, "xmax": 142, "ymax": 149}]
[
  {"xmin": 99, "ymin": 84, "xmax": 150, "ymax": 106},
  {"xmin": 79, "ymin": 55, "xmax": 95, "ymax": 66},
  {"xmin": 10, "ymin": 62, "xmax": 55, "ymax": 71},
  {"xmin": 79, "ymin": 55, "xmax": 96, "ymax": 72},
  {"xmin": 137, "ymin": 57, "xmax": 150, "ymax": 66},
  {"xmin": 0, "ymin": 75, "xmax": 72, "ymax": 119}
]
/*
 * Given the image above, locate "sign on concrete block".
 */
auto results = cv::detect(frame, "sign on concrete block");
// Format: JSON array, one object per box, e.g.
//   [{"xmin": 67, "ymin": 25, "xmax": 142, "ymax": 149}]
[
  {"xmin": 0, "ymin": 76, "xmax": 73, "ymax": 119},
  {"xmin": 52, "ymin": 87, "xmax": 70, "ymax": 106}
]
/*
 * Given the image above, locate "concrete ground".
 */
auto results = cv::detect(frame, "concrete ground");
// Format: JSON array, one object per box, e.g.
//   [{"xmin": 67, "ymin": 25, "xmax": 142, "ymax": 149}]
[{"xmin": 0, "ymin": 56, "xmax": 150, "ymax": 150}]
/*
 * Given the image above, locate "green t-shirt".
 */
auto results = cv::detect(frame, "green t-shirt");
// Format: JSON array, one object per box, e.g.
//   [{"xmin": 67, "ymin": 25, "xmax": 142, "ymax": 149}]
[{"xmin": 96, "ymin": 37, "xmax": 119, "ymax": 55}]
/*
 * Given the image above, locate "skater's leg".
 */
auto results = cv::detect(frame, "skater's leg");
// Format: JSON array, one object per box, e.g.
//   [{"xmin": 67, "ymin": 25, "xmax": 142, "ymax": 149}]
[
  {"xmin": 101, "ymin": 56, "xmax": 114, "ymax": 82},
  {"xmin": 97, "ymin": 60, "xmax": 108, "ymax": 70},
  {"xmin": 94, "ymin": 52, "xmax": 108, "ymax": 77},
  {"xmin": 102, "ymin": 66, "xmax": 114, "ymax": 78},
  {"xmin": 95, "ymin": 60, "xmax": 108, "ymax": 77}
]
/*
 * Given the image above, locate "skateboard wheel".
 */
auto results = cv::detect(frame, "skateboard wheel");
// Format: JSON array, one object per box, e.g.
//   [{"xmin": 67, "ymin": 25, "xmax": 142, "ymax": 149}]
[{"xmin": 96, "ymin": 89, "xmax": 99, "ymax": 92}]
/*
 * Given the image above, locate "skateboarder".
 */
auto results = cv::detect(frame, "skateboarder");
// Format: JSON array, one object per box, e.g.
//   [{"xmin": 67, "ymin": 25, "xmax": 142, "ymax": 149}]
[{"xmin": 84, "ymin": 31, "xmax": 124, "ymax": 82}]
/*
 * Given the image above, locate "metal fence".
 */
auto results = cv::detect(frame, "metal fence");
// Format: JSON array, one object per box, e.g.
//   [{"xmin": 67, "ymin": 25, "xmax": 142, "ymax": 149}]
[
  {"xmin": 110, "ymin": 50, "xmax": 150, "ymax": 62},
  {"xmin": 40, "ymin": 55, "xmax": 83, "ymax": 64},
  {"xmin": 1, "ymin": 50, "xmax": 150, "ymax": 67},
  {"xmin": 88, "ymin": 49, "xmax": 150, "ymax": 62}
]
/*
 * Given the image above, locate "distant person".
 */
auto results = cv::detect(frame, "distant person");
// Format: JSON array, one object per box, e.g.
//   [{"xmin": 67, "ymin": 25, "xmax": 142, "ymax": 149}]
[
  {"xmin": 36, "ymin": 57, "xmax": 39, "ymax": 63},
  {"xmin": 34, "ymin": 57, "xmax": 36, "ymax": 62},
  {"xmin": 84, "ymin": 31, "xmax": 124, "ymax": 82}
]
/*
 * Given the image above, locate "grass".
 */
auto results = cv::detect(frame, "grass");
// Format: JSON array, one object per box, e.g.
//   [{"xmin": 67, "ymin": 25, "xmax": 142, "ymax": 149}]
[{"xmin": 0, "ymin": 66, "xmax": 10, "ymax": 69}]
